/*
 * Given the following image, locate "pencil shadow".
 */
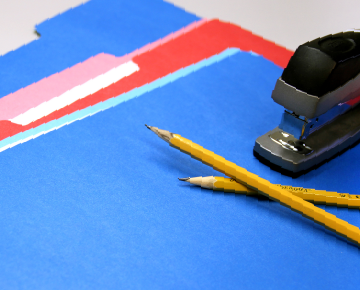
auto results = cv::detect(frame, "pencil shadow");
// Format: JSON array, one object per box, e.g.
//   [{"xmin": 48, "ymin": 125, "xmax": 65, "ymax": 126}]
[
  {"xmin": 145, "ymin": 138, "xmax": 220, "ymax": 177},
  {"xmin": 185, "ymin": 183, "xmax": 359, "ymax": 249}
]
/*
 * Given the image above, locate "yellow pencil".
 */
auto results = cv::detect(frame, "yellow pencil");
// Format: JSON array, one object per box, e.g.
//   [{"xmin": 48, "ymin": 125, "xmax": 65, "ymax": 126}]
[
  {"xmin": 145, "ymin": 125, "xmax": 360, "ymax": 246},
  {"xmin": 179, "ymin": 176, "xmax": 360, "ymax": 208}
]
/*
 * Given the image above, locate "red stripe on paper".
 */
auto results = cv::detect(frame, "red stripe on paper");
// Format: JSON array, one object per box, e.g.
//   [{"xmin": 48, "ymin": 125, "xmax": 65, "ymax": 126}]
[{"xmin": 0, "ymin": 20, "xmax": 293, "ymax": 142}]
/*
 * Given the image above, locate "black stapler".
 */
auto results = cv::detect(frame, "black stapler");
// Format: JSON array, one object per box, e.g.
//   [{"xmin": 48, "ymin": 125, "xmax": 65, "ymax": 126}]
[{"xmin": 254, "ymin": 30, "xmax": 360, "ymax": 173}]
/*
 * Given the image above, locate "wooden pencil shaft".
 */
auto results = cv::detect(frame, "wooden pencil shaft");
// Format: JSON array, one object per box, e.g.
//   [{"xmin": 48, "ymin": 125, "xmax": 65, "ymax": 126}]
[
  {"xmin": 158, "ymin": 130, "xmax": 360, "ymax": 245},
  {"xmin": 202, "ymin": 176, "xmax": 360, "ymax": 208}
]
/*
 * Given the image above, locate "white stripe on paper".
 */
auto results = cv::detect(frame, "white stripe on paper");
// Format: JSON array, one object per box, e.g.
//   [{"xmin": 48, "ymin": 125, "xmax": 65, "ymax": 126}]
[{"xmin": 10, "ymin": 60, "xmax": 140, "ymax": 125}]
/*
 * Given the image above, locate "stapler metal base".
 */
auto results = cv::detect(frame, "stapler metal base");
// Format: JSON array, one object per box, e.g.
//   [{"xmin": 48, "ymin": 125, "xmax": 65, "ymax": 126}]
[{"xmin": 254, "ymin": 104, "xmax": 360, "ymax": 173}]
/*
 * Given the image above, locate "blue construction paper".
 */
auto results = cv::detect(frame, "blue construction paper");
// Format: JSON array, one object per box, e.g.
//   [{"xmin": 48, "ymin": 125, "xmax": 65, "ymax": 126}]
[{"xmin": 0, "ymin": 0, "xmax": 359, "ymax": 289}]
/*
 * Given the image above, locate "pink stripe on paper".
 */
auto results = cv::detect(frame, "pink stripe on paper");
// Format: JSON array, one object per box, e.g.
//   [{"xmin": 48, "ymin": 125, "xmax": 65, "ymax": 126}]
[
  {"xmin": 0, "ymin": 18, "xmax": 208, "ymax": 121},
  {"xmin": 0, "ymin": 53, "xmax": 126, "ymax": 120},
  {"xmin": 121, "ymin": 18, "xmax": 208, "ymax": 62}
]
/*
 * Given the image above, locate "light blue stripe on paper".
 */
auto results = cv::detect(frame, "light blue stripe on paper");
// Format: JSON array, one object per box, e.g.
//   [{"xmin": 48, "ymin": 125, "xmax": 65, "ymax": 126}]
[{"xmin": 0, "ymin": 48, "xmax": 241, "ymax": 152}]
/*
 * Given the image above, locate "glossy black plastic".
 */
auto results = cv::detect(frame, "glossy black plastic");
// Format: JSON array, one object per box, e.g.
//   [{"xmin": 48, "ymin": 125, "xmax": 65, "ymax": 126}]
[{"xmin": 282, "ymin": 31, "xmax": 360, "ymax": 97}]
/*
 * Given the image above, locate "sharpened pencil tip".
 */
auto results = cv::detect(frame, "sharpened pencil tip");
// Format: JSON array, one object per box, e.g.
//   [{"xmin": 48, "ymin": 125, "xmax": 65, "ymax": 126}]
[
  {"xmin": 178, "ymin": 177, "xmax": 190, "ymax": 182},
  {"xmin": 145, "ymin": 125, "xmax": 173, "ymax": 143}
]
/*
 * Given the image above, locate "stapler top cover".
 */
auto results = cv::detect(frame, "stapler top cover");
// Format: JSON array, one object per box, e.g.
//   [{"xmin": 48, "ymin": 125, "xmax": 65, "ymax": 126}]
[{"xmin": 272, "ymin": 31, "xmax": 360, "ymax": 119}]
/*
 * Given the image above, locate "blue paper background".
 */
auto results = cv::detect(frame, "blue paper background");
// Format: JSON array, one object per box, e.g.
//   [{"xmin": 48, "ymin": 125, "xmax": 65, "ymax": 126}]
[{"xmin": 0, "ymin": 0, "xmax": 359, "ymax": 289}]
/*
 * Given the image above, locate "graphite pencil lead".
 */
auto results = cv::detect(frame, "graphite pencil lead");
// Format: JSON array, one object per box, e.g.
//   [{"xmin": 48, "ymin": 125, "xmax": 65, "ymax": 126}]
[
  {"xmin": 178, "ymin": 177, "xmax": 190, "ymax": 182},
  {"xmin": 145, "ymin": 124, "xmax": 151, "ymax": 130}
]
